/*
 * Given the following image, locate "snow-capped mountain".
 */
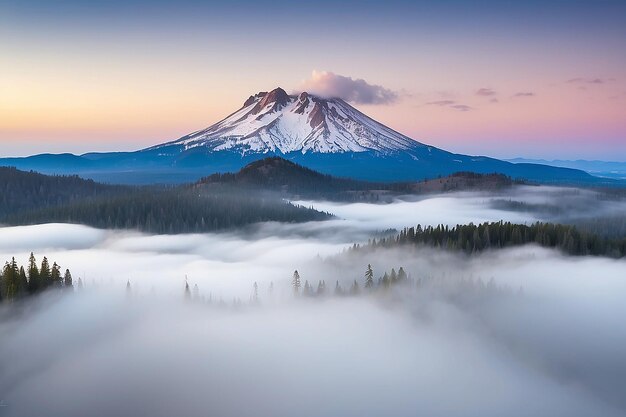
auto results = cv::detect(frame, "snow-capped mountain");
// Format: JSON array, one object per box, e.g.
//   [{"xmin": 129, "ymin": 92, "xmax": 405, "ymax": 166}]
[
  {"xmin": 150, "ymin": 87, "xmax": 421, "ymax": 155},
  {"xmin": 0, "ymin": 87, "xmax": 606, "ymax": 185}
]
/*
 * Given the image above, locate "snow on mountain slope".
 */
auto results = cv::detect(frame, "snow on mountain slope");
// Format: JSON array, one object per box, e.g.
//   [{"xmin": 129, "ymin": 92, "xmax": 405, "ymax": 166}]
[{"xmin": 151, "ymin": 88, "xmax": 423, "ymax": 155}]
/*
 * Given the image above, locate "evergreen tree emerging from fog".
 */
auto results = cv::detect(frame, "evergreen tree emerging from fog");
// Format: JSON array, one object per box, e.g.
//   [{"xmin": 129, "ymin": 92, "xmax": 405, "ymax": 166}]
[
  {"xmin": 0, "ymin": 254, "xmax": 74, "ymax": 303},
  {"xmin": 364, "ymin": 264, "xmax": 374, "ymax": 289},
  {"xmin": 292, "ymin": 270, "xmax": 301, "ymax": 296}
]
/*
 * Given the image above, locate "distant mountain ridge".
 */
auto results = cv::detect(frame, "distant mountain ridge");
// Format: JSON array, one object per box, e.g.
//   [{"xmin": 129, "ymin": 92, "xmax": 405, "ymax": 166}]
[
  {"xmin": 0, "ymin": 87, "xmax": 620, "ymax": 186},
  {"xmin": 507, "ymin": 158, "xmax": 626, "ymax": 180}
]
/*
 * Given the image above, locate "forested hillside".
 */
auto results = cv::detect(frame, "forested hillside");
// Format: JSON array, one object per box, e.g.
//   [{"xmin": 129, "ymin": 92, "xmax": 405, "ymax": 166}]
[
  {"xmin": 199, "ymin": 157, "xmax": 518, "ymax": 201},
  {"xmin": 4, "ymin": 189, "xmax": 329, "ymax": 233},
  {"xmin": 199, "ymin": 157, "xmax": 372, "ymax": 193},
  {"xmin": 0, "ymin": 167, "xmax": 128, "ymax": 217},
  {"xmin": 0, "ymin": 165, "xmax": 331, "ymax": 233},
  {"xmin": 0, "ymin": 159, "xmax": 524, "ymax": 234}
]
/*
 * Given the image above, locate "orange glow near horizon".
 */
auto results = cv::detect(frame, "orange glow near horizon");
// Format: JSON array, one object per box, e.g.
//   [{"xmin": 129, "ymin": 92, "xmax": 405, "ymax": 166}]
[
  {"xmin": 1, "ymin": 1, "xmax": 625, "ymax": 159},
  {"xmin": 2, "ymin": 69, "xmax": 625, "ymax": 159}
]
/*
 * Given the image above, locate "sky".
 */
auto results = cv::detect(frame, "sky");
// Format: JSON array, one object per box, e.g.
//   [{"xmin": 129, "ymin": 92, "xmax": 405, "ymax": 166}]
[{"xmin": 1, "ymin": 0, "xmax": 625, "ymax": 160}]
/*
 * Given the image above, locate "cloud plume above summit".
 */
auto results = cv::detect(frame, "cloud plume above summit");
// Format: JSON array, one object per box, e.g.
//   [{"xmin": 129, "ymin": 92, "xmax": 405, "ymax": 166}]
[{"xmin": 299, "ymin": 70, "xmax": 398, "ymax": 105}]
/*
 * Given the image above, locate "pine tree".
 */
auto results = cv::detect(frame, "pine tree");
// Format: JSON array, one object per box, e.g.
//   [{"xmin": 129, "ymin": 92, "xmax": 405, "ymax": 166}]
[
  {"xmin": 1, "ymin": 263, "xmax": 8, "ymax": 301},
  {"xmin": 2, "ymin": 259, "xmax": 19, "ymax": 301},
  {"xmin": 252, "ymin": 282, "xmax": 259, "ymax": 303},
  {"xmin": 350, "ymin": 280, "xmax": 360, "ymax": 295},
  {"xmin": 63, "ymin": 269, "xmax": 73, "ymax": 290},
  {"xmin": 303, "ymin": 280, "xmax": 313, "ymax": 297},
  {"xmin": 364, "ymin": 264, "xmax": 374, "ymax": 289},
  {"xmin": 193, "ymin": 283, "xmax": 200, "ymax": 300},
  {"xmin": 382, "ymin": 272, "xmax": 390, "ymax": 288},
  {"xmin": 292, "ymin": 270, "xmax": 301, "ymax": 296},
  {"xmin": 334, "ymin": 280, "xmax": 343, "ymax": 296},
  {"xmin": 27, "ymin": 252, "xmax": 40, "ymax": 294},
  {"xmin": 397, "ymin": 267, "xmax": 407, "ymax": 283},
  {"xmin": 18, "ymin": 266, "xmax": 28, "ymax": 297},
  {"xmin": 482, "ymin": 226, "xmax": 491, "ymax": 248},
  {"xmin": 39, "ymin": 257, "xmax": 51, "ymax": 291},
  {"xmin": 51, "ymin": 262, "xmax": 62, "ymax": 287},
  {"xmin": 184, "ymin": 280, "xmax": 191, "ymax": 300},
  {"xmin": 316, "ymin": 280, "xmax": 326, "ymax": 296},
  {"xmin": 8, "ymin": 258, "xmax": 19, "ymax": 300}
]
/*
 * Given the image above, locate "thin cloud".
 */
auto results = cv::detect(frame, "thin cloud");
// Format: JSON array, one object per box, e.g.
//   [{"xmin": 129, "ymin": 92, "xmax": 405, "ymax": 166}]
[
  {"xmin": 299, "ymin": 70, "xmax": 398, "ymax": 105},
  {"xmin": 425, "ymin": 100, "xmax": 472, "ymax": 111},
  {"xmin": 513, "ymin": 92, "xmax": 535, "ymax": 97},
  {"xmin": 426, "ymin": 100, "xmax": 456, "ymax": 106},
  {"xmin": 567, "ymin": 77, "xmax": 615, "ymax": 85},
  {"xmin": 476, "ymin": 88, "xmax": 497, "ymax": 97},
  {"xmin": 451, "ymin": 104, "xmax": 472, "ymax": 111}
]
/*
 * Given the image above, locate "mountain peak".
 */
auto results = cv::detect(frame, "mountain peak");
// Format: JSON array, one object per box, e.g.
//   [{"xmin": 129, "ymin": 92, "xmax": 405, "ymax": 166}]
[
  {"xmin": 153, "ymin": 87, "xmax": 422, "ymax": 155},
  {"xmin": 249, "ymin": 87, "xmax": 289, "ymax": 115}
]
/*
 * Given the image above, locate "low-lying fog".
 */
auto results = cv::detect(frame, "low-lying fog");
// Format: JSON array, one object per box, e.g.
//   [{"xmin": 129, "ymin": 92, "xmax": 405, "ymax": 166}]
[{"xmin": 1, "ymin": 186, "xmax": 625, "ymax": 417}]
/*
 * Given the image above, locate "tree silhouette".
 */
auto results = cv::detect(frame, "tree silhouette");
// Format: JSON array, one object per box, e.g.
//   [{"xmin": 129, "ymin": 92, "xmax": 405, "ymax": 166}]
[
  {"xmin": 316, "ymin": 280, "xmax": 326, "ymax": 296},
  {"xmin": 252, "ymin": 282, "xmax": 259, "ymax": 303},
  {"xmin": 27, "ymin": 253, "xmax": 39, "ymax": 294},
  {"xmin": 51, "ymin": 262, "xmax": 62, "ymax": 287},
  {"xmin": 184, "ymin": 280, "xmax": 191, "ymax": 300},
  {"xmin": 40, "ymin": 257, "xmax": 51, "ymax": 290},
  {"xmin": 350, "ymin": 280, "xmax": 360, "ymax": 295},
  {"xmin": 364, "ymin": 264, "xmax": 374, "ymax": 289},
  {"xmin": 292, "ymin": 270, "xmax": 301, "ymax": 296},
  {"xmin": 63, "ymin": 269, "xmax": 73, "ymax": 290},
  {"xmin": 303, "ymin": 280, "xmax": 313, "ymax": 297},
  {"xmin": 334, "ymin": 280, "xmax": 343, "ymax": 296},
  {"xmin": 397, "ymin": 267, "xmax": 407, "ymax": 283}
]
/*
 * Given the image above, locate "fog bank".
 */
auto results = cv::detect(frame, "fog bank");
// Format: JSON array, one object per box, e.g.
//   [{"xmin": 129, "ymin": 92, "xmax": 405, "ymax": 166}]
[{"xmin": 0, "ymin": 188, "xmax": 625, "ymax": 416}]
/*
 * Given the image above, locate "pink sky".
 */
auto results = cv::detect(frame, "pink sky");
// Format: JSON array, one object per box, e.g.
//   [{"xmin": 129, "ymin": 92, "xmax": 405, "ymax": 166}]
[{"xmin": 1, "ymin": 1, "xmax": 625, "ymax": 160}]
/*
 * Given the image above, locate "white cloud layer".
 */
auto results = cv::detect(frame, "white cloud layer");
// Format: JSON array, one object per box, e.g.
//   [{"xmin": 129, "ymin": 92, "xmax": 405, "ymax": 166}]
[{"xmin": 0, "ymin": 187, "xmax": 625, "ymax": 416}]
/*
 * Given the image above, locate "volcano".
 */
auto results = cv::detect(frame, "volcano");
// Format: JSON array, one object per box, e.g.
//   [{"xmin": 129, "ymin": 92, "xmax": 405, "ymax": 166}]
[
  {"xmin": 0, "ymin": 87, "xmax": 608, "ymax": 185},
  {"xmin": 149, "ymin": 88, "xmax": 420, "ymax": 155}
]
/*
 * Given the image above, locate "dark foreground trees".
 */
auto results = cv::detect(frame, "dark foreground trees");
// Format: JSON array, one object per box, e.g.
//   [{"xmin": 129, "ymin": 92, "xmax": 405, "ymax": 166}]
[{"xmin": 0, "ymin": 253, "xmax": 73, "ymax": 303}]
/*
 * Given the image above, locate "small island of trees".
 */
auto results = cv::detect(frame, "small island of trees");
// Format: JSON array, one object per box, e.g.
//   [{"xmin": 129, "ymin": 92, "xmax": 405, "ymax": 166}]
[{"xmin": 0, "ymin": 253, "xmax": 75, "ymax": 303}]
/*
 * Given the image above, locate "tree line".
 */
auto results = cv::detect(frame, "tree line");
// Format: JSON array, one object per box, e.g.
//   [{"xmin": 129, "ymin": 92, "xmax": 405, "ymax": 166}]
[
  {"xmin": 170, "ymin": 262, "xmax": 518, "ymax": 311},
  {"xmin": 290, "ymin": 264, "xmax": 411, "ymax": 297},
  {"xmin": 4, "ymin": 188, "xmax": 330, "ymax": 234},
  {"xmin": 0, "ymin": 166, "xmax": 127, "ymax": 218},
  {"xmin": 0, "ymin": 253, "xmax": 75, "ymax": 303},
  {"xmin": 358, "ymin": 221, "xmax": 626, "ymax": 258},
  {"xmin": 0, "ymin": 162, "xmax": 333, "ymax": 235}
]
